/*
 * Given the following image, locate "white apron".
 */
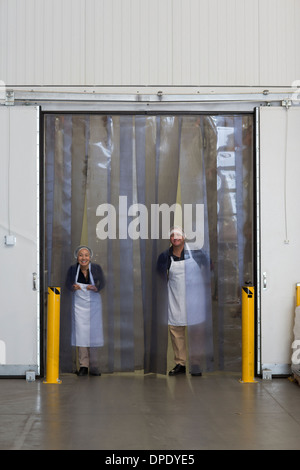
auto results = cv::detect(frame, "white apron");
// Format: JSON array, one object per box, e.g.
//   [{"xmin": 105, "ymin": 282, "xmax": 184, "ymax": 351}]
[
  {"xmin": 168, "ymin": 256, "xmax": 187, "ymax": 326},
  {"xmin": 72, "ymin": 264, "xmax": 104, "ymax": 347},
  {"xmin": 168, "ymin": 246, "xmax": 206, "ymax": 326}
]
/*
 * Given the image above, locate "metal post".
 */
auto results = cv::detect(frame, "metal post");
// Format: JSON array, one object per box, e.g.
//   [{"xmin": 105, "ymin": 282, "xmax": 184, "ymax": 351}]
[
  {"xmin": 43, "ymin": 287, "xmax": 62, "ymax": 384},
  {"xmin": 240, "ymin": 284, "xmax": 257, "ymax": 383},
  {"xmin": 296, "ymin": 283, "xmax": 300, "ymax": 307}
]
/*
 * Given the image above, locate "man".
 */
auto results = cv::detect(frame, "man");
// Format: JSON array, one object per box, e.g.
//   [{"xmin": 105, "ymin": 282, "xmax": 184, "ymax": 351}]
[{"xmin": 157, "ymin": 227, "xmax": 206, "ymax": 376}]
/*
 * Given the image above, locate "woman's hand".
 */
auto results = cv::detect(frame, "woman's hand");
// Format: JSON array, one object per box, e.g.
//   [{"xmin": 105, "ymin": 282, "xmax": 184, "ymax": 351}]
[
  {"xmin": 72, "ymin": 284, "xmax": 81, "ymax": 291},
  {"xmin": 87, "ymin": 285, "xmax": 98, "ymax": 292}
]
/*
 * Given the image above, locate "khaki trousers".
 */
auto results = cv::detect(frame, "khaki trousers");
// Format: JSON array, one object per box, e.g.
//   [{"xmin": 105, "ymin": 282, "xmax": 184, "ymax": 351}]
[
  {"xmin": 78, "ymin": 347, "xmax": 100, "ymax": 373},
  {"xmin": 169, "ymin": 325, "xmax": 187, "ymax": 366},
  {"xmin": 78, "ymin": 346, "xmax": 90, "ymax": 367}
]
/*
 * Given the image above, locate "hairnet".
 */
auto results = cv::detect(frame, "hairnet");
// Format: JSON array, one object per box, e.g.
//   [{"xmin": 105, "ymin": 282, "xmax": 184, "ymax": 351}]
[
  {"xmin": 169, "ymin": 226, "xmax": 185, "ymax": 237},
  {"xmin": 74, "ymin": 245, "xmax": 93, "ymax": 259}
]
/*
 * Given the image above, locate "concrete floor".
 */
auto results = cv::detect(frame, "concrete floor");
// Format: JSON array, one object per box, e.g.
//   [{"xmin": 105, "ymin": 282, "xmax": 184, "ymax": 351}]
[{"xmin": 1, "ymin": 371, "xmax": 300, "ymax": 451}]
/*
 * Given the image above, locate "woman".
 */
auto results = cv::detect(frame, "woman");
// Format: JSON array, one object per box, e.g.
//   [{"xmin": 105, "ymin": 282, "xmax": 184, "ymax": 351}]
[{"xmin": 66, "ymin": 245, "xmax": 105, "ymax": 376}]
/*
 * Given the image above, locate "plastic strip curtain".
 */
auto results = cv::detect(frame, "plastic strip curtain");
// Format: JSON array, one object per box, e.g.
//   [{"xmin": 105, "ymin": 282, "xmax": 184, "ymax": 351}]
[
  {"xmin": 44, "ymin": 113, "xmax": 253, "ymax": 374},
  {"xmin": 179, "ymin": 117, "xmax": 214, "ymax": 374},
  {"xmin": 45, "ymin": 115, "xmax": 89, "ymax": 368},
  {"xmin": 211, "ymin": 115, "xmax": 253, "ymax": 370}
]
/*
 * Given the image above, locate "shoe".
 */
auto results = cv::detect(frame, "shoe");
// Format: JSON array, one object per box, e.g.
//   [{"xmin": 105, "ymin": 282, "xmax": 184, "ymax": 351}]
[
  {"xmin": 89, "ymin": 371, "xmax": 101, "ymax": 376},
  {"xmin": 190, "ymin": 366, "xmax": 202, "ymax": 377},
  {"xmin": 169, "ymin": 364, "xmax": 186, "ymax": 376},
  {"xmin": 77, "ymin": 367, "xmax": 88, "ymax": 376}
]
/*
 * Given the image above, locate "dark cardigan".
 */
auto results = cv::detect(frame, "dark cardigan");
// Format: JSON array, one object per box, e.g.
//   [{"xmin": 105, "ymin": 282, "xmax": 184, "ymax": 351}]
[
  {"xmin": 65, "ymin": 263, "xmax": 105, "ymax": 292},
  {"xmin": 157, "ymin": 246, "xmax": 209, "ymax": 279}
]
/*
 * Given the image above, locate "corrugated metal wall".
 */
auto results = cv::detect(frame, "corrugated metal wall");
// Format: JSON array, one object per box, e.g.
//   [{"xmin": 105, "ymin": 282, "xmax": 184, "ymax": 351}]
[{"xmin": 1, "ymin": 0, "xmax": 300, "ymax": 87}]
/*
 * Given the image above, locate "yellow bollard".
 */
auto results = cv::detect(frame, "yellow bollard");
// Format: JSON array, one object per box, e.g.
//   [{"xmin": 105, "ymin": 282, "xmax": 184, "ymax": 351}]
[
  {"xmin": 239, "ymin": 284, "xmax": 257, "ymax": 384},
  {"xmin": 296, "ymin": 283, "xmax": 300, "ymax": 307},
  {"xmin": 43, "ymin": 287, "xmax": 62, "ymax": 384}
]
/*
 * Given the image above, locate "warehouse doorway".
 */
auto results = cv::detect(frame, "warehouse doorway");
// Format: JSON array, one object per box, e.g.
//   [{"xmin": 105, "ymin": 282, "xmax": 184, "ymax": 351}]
[{"xmin": 43, "ymin": 113, "xmax": 254, "ymax": 374}]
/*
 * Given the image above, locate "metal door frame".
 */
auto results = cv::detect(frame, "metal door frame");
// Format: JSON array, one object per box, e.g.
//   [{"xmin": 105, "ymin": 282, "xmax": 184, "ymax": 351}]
[{"xmin": 3, "ymin": 86, "xmax": 297, "ymax": 376}]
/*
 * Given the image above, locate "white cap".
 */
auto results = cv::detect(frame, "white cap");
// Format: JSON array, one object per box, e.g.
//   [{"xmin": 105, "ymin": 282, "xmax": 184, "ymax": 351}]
[{"xmin": 169, "ymin": 226, "xmax": 185, "ymax": 237}]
